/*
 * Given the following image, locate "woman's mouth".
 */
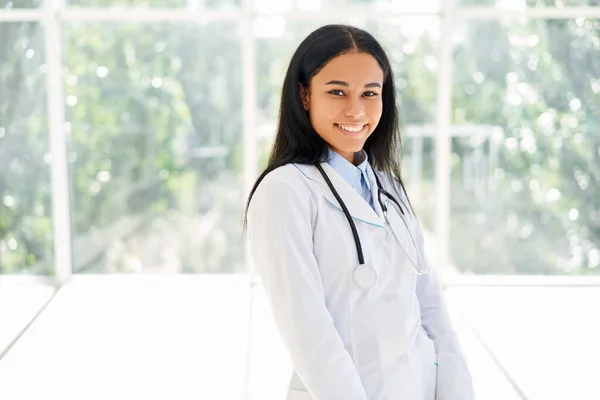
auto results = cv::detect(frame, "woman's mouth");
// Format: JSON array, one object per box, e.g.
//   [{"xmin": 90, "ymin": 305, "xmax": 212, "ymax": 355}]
[{"xmin": 336, "ymin": 123, "xmax": 368, "ymax": 136}]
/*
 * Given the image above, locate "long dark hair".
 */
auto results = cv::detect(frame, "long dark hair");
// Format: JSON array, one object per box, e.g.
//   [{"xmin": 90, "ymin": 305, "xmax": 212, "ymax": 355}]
[{"xmin": 244, "ymin": 24, "xmax": 411, "ymax": 226}]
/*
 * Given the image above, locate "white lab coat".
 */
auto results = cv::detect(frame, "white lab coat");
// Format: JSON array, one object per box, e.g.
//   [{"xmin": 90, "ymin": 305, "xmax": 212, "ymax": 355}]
[{"xmin": 246, "ymin": 162, "xmax": 475, "ymax": 400}]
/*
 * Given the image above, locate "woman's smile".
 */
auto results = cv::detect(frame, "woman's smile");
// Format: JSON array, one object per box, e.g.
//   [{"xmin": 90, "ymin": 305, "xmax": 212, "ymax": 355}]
[{"xmin": 335, "ymin": 123, "xmax": 369, "ymax": 136}]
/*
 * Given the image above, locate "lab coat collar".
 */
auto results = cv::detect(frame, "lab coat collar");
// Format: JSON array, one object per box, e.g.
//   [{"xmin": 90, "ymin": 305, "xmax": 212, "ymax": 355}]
[
  {"xmin": 383, "ymin": 200, "xmax": 421, "ymax": 271},
  {"xmin": 364, "ymin": 166, "xmax": 421, "ymax": 269},
  {"xmin": 293, "ymin": 162, "xmax": 385, "ymax": 228}
]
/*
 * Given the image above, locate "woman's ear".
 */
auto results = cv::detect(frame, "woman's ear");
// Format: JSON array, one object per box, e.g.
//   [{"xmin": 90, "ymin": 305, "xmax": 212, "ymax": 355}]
[{"xmin": 299, "ymin": 84, "xmax": 310, "ymax": 110}]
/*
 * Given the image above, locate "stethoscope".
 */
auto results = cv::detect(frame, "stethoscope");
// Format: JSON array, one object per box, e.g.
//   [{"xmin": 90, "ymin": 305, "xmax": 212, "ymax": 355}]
[{"xmin": 315, "ymin": 164, "xmax": 430, "ymax": 290}]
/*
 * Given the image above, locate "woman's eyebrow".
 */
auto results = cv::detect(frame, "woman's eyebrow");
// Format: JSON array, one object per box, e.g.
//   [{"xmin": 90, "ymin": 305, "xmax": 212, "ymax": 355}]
[{"xmin": 324, "ymin": 80, "xmax": 381, "ymax": 88}]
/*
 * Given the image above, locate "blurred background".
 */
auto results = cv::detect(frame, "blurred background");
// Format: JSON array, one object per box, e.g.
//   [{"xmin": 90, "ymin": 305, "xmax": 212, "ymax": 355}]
[{"xmin": 0, "ymin": 0, "xmax": 599, "ymax": 399}]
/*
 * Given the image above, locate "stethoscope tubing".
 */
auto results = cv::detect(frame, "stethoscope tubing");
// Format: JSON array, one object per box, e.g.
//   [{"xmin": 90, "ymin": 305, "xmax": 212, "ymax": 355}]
[
  {"xmin": 316, "ymin": 164, "xmax": 366, "ymax": 265},
  {"xmin": 315, "ymin": 163, "xmax": 428, "ymax": 277}
]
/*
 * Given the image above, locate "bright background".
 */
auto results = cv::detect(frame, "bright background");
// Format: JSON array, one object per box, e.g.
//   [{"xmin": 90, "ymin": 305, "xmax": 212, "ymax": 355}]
[{"xmin": 1, "ymin": 0, "xmax": 599, "ymax": 399}]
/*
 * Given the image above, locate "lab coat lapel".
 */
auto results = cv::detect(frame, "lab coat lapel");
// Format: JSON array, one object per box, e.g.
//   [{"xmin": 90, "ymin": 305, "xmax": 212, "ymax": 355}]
[
  {"xmin": 384, "ymin": 201, "xmax": 420, "ymax": 270},
  {"xmin": 294, "ymin": 162, "xmax": 384, "ymax": 228},
  {"xmin": 369, "ymin": 168, "xmax": 420, "ymax": 268}
]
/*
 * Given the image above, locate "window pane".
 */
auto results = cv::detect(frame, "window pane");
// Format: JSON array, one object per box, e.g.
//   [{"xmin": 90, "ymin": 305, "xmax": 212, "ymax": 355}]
[
  {"xmin": 0, "ymin": 22, "xmax": 51, "ymax": 275},
  {"xmin": 255, "ymin": 17, "xmax": 438, "ymax": 229},
  {"xmin": 64, "ymin": 22, "xmax": 243, "ymax": 273},
  {"xmin": 451, "ymin": 19, "xmax": 600, "ymax": 274},
  {"xmin": 66, "ymin": 0, "xmax": 240, "ymax": 8},
  {"xmin": 459, "ymin": 0, "xmax": 600, "ymax": 7}
]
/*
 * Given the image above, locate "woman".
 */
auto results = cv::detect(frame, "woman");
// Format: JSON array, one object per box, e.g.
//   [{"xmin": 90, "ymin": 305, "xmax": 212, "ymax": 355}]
[{"xmin": 245, "ymin": 25, "xmax": 474, "ymax": 400}]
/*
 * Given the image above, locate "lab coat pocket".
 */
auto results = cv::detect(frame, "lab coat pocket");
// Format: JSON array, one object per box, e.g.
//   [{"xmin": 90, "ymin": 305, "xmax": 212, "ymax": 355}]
[
  {"xmin": 435, "ymin": 352, "xmax": 475, "ymax": 400},
  {"xmin": 287, "ymin": 389, "xmax": 313, "ymax": 400}
]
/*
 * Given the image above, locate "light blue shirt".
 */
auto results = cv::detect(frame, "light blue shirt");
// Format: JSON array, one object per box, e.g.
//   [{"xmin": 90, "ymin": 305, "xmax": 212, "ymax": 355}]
[{"xmin": 326, "ymin": 149, "xmax": 375, "ymax": 211}]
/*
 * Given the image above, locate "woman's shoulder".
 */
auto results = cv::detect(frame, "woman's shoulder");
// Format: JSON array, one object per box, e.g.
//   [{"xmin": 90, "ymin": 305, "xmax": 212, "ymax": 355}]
[
  {"xmin": 259, "ymin": 163, "xmax": 310, "ymax": 187},
  {"xmin": 252, "ymin": 163, "xmax": 315, "ymax": 201},
  {"xmin": 248, "ymin": 163, "xmax": 316, "ymax": 215}
]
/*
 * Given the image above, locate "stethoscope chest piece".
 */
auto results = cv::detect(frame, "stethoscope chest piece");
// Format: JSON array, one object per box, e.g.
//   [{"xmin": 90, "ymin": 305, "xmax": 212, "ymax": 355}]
[{"xmin": 353, "ymin": 264, "xmax": 377, "ymax": 290}]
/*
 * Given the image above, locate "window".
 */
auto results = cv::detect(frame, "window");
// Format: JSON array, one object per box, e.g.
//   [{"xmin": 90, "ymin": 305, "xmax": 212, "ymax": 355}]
[
  {"xmin": 0, "ymin": 22, "xmax": 51, "ymax": 275},
  {"xmin": 64, "ymin": 22, "xmax": 244, "ymax": 273},
  {"xmin": 1, "ymin": 1, "xmax": 598, "ymax": 277},
  {"xmin": 451, "ymin": 18, "xmax": 600, "ymax": 274}
]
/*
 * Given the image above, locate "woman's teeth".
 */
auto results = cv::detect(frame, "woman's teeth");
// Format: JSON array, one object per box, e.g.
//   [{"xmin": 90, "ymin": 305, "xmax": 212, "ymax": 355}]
[{"xmin": 338, "ymin": 124, "xmax": 365, "ymax": 132}]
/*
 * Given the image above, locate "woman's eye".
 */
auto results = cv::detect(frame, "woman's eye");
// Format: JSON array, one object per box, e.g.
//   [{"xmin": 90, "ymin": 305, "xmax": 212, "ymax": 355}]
[
  {"xmin": 363, "ymin": 91, "xmax": 379, "ymax": 97},
  {"xmin": 328, "ymin": 90, "xmax": 345, "ymax": 96}
]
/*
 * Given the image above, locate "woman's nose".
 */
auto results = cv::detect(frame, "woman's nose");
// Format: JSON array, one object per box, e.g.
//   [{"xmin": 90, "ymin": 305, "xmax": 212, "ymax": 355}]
[{"xmin": 344, "ymin": 98, "xmax": 366, "ymax": 118}]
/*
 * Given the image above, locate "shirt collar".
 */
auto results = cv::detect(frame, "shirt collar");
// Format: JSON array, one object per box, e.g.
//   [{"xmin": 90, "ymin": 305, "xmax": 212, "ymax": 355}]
[
  {"xmin": 354, "ymin": 151, "xmax": 370, "ymax": 188},
  {"xmin": 326, "ymin": 148, "xmax": 372, "ymax": 190}
]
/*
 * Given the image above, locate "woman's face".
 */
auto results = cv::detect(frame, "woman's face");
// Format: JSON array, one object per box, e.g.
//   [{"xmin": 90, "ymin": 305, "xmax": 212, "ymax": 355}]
[{"xmin": 301, "ymin": 51, "xmax": 384, "ymax": 164}]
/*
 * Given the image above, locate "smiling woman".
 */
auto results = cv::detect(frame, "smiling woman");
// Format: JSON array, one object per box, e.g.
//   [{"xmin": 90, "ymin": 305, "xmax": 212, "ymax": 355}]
[{"xmin": 244, "ymin": 24, "xmax": 474, "ymax": 400}]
